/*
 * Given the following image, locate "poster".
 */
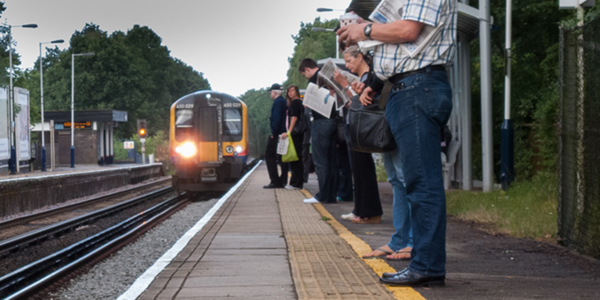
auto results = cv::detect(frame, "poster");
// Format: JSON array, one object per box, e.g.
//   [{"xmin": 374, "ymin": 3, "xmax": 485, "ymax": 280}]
[
  {"xmin": 17, "ymin": 89, "xmax": 30, "ymax": 160},
  {"xmin": 0, "ymin": 88, "xmax": 9, "ymax": 160}
]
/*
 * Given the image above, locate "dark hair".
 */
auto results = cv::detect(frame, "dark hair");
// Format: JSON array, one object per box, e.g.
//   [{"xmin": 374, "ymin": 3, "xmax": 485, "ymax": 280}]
[
  {"xmin": 286, "ymin": 85, "xmax": 300, "ymax": 107},
  {"xmin": 298, "ymin": 58, "xmax": 318, "ymax": 73}
]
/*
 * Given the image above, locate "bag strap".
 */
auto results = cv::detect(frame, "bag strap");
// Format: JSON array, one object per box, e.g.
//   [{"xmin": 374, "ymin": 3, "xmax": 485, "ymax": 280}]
[{"xmin": 378, "ymin": 80, "xmax": 393, "ymax": 110}]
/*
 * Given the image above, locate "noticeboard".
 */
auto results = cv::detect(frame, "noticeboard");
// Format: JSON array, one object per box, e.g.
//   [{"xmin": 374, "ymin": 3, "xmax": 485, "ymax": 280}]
[{"xmin": 0, "ymin": 88, "xmax": 8, "ymax": 160}]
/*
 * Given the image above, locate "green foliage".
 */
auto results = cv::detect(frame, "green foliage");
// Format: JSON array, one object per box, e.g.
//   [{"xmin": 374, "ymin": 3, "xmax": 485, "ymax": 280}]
[
  {"xmin": 468, "ymin": 1, "xmax": 573, "ymax": 180},
  {"xmin": 15, "ymin": 24, "xmax": 210, "ymax": 140},
  {"xmin": 284, "ymin": 18, "xmax": 339, "ymax": 88},
  {"xmin": 239, "ymin": 88, "xmax": 271, "ymax": 157},
  {"xmin": 446, "ymin": 172, "xmax": 558, "ymax": 239}
]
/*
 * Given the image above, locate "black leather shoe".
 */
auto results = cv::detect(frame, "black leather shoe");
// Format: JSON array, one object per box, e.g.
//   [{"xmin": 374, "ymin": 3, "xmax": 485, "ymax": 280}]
[
  {"xmin": 379, "ymin": 269, "xmax": 445, "ymax": 287},
  {"xmin": 263, "ymin": 183, "xmax": 282, "ymax": 189},
  {"xmin": 381, "ymin": 268, "xmax": 409, "ymax": 279}
]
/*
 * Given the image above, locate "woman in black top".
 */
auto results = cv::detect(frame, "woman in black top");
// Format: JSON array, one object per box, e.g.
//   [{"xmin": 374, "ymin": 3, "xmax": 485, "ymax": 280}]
[
  {"xmin": 282, "ymin": 85, "xmax": 304, "ymax": 189},
  {"xmin": 333, "ymin": 45, "xmax": 382, "ymax": 224}
]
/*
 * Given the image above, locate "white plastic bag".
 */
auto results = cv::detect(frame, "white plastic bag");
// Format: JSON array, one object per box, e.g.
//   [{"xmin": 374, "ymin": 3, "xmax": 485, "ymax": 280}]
[{"xmin": 276, "ymin": 135, "xmax": 289, "ymax": 155}]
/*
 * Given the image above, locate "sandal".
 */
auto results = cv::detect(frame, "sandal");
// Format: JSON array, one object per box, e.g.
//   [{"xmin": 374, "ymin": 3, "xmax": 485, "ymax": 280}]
[
  {"xmin": 386, "ymin": 247, "xmax": 412, "ymax": 261},
  {"xmin": 351, "ymin": 215, "xmax": 382, "ymax": 224},
  {"xmin": 362, "ymin": 246, "xmax": 394, "ymax": 259}
]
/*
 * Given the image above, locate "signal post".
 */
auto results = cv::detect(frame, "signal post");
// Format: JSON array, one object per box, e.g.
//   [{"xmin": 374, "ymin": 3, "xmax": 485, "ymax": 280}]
[{"xmin": 137, "ymin": 119, "xmax": 148, "ymax": 164}]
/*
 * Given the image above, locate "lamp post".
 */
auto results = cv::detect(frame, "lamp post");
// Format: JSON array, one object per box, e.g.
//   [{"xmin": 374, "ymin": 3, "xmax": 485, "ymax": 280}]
[
  {"xmin": 316, "ymin": 7, "xmax": 346, "ymax": 12},
  {"xmin": 311, "ymin": 27, "xmax": 339, "ymax": 59},
  {"xmin": 39, "ymin": 39, "xmax": 64, "ymax": 171},
  {"xmin": 71, "ymin": 52, "xmax": 95, "ymax": 168},
  {"xmin": 7, "ymin": 23, "xmax": 37, "ymax": 174}
]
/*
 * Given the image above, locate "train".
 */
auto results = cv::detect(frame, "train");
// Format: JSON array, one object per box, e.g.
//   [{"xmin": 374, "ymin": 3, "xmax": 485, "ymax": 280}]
[{"xmin": 170, "ymin": 90, "xmax": 249, "ymax": 192}]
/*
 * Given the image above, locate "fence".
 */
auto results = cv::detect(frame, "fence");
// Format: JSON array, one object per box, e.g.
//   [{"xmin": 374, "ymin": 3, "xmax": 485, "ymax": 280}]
[{"xmin": 558, "ymin": 16, "xmax": 600, "ymax": 258}]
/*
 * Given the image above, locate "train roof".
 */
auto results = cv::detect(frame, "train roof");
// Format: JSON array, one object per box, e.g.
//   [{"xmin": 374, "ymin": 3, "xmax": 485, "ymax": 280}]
[{"xmin": 172, "ymin": 90, "xmax": 245, "ymax": 108}]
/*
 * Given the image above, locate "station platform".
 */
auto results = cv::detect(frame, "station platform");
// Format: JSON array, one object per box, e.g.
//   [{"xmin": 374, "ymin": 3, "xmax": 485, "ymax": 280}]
[
  {"xmin": 0, "ymin": 163, "xmax": 165, "ymax": 220},
  {"xmin": 118, "ymin": 162, "xmax": 600, "ymax": 300}
]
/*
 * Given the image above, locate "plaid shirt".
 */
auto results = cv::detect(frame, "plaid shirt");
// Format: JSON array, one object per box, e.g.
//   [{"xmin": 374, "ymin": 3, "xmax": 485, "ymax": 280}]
[{"xmin": 373, "ymin": 0, "xmax": 457, "ymax": 80}]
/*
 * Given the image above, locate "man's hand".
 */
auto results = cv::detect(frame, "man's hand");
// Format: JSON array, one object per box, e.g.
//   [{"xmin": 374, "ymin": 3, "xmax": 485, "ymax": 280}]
[
  {"xmin": 360, "ymin": 86, "xmax": 376, "ymax": 106},
  {"xmin": 281, "ymin": 132, "xmax": 288, "ymax": 139},
  {"xmin": 337, "ymin": 23, "xmax": 369, "ymax": 46}
]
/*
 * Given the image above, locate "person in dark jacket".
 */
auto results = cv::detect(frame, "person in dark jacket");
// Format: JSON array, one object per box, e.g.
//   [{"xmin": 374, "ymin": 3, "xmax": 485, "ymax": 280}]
[{"xmin": 264, "ymin": 83, "xmax": 289, "ymax": 189}]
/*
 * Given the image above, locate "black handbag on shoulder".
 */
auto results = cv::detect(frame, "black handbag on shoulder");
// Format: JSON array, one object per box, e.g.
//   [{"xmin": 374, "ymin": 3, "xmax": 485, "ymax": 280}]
[
  {"xmin": 291, "ymin": 108, "xmax": 307, "ymax": 135},
  {"xmin": 347, "ymin": 95, "xmax": 396, "ymax": 153}
]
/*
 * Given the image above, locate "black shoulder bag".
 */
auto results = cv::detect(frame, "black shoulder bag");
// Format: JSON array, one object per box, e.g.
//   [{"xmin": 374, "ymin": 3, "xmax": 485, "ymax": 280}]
[{"xmin": 346, "ymin": 95, "xmax": 396, "ymax": 153}]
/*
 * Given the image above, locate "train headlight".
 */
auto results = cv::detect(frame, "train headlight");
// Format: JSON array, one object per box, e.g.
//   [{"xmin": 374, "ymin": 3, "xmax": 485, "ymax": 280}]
[
  {"xmin": 175, "ymin": 141, "xmax": 197, "ymax": 158},
  {"xmin": 235, "ymin": 146, "xmax": 243, "ymax": 153},
  {"xmin": 225, "ymin": 145, "xmax": 234, "ymax": 154}
]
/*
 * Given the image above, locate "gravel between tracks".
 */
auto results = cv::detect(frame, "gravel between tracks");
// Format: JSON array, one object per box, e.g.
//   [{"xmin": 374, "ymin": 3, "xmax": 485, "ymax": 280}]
[{"xmin": 48, "ymin": 199, "xmax": 218, "ymax": 300}]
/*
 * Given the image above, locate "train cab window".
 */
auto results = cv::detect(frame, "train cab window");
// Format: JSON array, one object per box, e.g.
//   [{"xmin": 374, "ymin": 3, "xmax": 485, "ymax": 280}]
[
  {"xmin": 175, "ymin": 109, "xmax": 194, "ymax": 140},
  {"xmin": 224, "ymin": 108, "xmax": 242, "ymax": 141}
]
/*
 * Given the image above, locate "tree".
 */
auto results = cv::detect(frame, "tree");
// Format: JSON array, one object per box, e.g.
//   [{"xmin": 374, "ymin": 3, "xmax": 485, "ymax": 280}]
[
  {"xmin": 284, "ymin": 18, "xmax": 339, "ymax": 88},
  {"xmin": 17, "ymin": 23, "xmax": 210, "ymax": 139}
]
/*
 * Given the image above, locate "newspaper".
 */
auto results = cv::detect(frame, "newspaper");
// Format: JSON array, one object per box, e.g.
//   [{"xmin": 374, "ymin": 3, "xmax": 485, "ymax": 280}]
[
  {"xmin": 277, "ymin": 135, "xmax": 289, "ymax": 155},
  {"xmin": 317, "ymin": 58, "xmax": 358, "ymax": 110},
  {"xmin": 358, "ymin": 0, "xmax": 442, "ymax": 57},
  {"xmin": 303, "ymin": 82, "xmax": 335, "ymax": 118}
]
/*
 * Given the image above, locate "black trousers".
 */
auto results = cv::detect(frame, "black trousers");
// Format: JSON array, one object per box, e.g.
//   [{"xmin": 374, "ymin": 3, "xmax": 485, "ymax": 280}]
[
  {"xmin": 350, "ymin": 150, "xmax": 382, "ymax": 217},
  {"xmin": 289, "ymin": 134, "xmax": 304, "ymax": 188},
  {"xmin": 265, "ymin": 135, "xmax": 288, "ymax": 187}
]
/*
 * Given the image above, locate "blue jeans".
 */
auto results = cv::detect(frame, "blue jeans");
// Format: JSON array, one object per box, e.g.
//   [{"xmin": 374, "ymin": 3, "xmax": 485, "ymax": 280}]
[
  {"xmin": 385, "ymin": 68, "xmax": 452, "ymax": 277},
  {"xmin": 311, "ymin": 118, "xmax": 338, "ymax": 203},
  {"xmin": 383, "ymin": 149, "xmax": 413, "ymax": 252}
]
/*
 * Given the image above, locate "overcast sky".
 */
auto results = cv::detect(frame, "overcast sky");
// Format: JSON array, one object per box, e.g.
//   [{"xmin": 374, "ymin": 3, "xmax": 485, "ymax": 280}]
[{"xmin": 2, "ymin": 0, "xmax": 350, "ymax": 97}]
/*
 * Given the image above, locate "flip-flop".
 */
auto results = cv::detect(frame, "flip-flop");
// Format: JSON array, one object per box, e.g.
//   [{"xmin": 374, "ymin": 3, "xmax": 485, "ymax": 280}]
[
  {"xmin": 362, "ymin": 247, "xmax": 393, "ymax": 259},
  {"xmin": 386, "ymin": 250, "xmax": 411, "ymax": 261}
]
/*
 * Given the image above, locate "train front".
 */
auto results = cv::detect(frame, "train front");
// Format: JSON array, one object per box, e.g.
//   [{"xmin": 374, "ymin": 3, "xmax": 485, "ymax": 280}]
[{"xmin": 170, "ymin": 91, "xmax": 248, "ymax": 192}]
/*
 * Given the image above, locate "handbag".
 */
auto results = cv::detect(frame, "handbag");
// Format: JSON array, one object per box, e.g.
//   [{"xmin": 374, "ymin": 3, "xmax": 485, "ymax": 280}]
[
  {"xmin": 292, "ymin": 109, "xmax": 307, "ymax": 135},
  {"xmin": 282, "ymin": 132, "xmax": 299, "ymax": 162},
  {"xmin": 347, "ymin": 95, "xmax": 396, "ymax": 153}
]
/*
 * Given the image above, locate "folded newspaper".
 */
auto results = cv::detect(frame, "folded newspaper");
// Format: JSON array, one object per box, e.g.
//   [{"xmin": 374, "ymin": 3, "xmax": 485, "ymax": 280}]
[
  {"xmin": 317, "ymin": 58, "xmax": 358, "ymax": 111},
  {"xmin": 358, "ymin": 0, "xmax": 442, "ymax": 57},
  {"xmin": 303, "ymin": 82, "xmax": 335, "ymax": 118}
]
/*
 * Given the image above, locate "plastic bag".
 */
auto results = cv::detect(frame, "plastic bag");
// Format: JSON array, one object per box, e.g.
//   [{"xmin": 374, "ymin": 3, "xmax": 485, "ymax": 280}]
[{"xmin": 282, "ymin": 133, "xmax": 299, "ymax": 162}]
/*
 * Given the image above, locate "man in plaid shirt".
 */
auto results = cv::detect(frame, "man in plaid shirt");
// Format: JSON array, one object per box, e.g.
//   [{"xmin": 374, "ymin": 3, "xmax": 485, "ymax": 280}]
[{"xmin": 338, "ymin": 0, "xmax": 457, "ymax": 287}]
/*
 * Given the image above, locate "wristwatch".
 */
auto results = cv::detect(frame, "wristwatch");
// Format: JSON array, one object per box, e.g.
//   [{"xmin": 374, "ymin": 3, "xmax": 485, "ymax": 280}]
[{"xmin": 364, "ymin": 23, "xmax": 372, "ymax": 40}]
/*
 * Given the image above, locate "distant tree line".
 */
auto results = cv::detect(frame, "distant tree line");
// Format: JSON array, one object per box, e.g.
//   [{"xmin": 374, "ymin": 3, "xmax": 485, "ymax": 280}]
[{"xmin": 3, "ymin": 22, "xmax": 210, "ymax": 139}]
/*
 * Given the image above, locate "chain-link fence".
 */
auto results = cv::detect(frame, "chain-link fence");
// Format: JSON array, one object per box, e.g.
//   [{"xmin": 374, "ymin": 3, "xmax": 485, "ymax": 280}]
[{"xmin": 558, "ymin": 16, "xmax": 600, "ymax": 258}]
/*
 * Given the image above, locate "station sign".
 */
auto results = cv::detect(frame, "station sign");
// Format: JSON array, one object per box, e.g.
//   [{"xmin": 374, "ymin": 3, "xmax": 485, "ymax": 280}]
[
  {"xmin": 123, "ymin": 140, "xmax": 135, "ymax": 149},
  {"xmin": 60, "ymin": 121, "xmax": 92, "ymax": 129}
]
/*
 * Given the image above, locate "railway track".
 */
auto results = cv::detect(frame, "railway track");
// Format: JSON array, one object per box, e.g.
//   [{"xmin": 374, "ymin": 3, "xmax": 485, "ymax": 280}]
[{"xmin": 0, "ymin": 191, "xmax": 190, "ymax": 300}]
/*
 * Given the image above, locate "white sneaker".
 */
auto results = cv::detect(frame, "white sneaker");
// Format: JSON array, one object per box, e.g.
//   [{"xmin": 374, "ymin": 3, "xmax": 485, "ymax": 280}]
[
  {"xmin": 303, "ymin": 197, "xmax": 319, "ymax": 204},
  {"xmin": 341, "ymin": 212, "xmax": 356, "ymax": 220},
  {"xmin": 285, "ymin": 185, "xmax": 300, "ymax": 190}
]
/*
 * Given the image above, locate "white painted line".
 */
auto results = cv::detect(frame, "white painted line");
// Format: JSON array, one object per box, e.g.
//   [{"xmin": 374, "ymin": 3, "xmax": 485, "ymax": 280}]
[{"xmin": 117, "ymin": 161, "xmax": 261, "ymax": 300}]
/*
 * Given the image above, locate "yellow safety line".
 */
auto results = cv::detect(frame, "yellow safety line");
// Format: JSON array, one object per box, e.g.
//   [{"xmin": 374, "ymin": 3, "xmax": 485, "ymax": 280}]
[{"xmin": 300, "ymin": 189, "xmax": 427, "ymax": 300}]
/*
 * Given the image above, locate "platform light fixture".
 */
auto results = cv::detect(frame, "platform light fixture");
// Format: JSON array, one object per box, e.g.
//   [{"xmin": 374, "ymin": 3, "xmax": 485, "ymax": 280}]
[
  {"xmin": 7, "ymin": 23, "xmax": 38, "ymax": 174},
  {"xmin": 39, "ymin": 39, "xmax": 64, "ymax": 172}
]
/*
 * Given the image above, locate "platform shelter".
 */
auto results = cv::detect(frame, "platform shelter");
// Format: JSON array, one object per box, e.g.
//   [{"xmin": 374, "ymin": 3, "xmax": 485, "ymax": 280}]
[{"xmin": 33, "ymin": 110, "xmax": 128, "ymax": 170}]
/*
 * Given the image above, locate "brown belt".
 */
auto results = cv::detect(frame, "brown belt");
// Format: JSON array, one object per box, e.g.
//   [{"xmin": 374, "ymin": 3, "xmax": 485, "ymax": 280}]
[{"xmin": 379, "ymin": 65, "xmax": 447, "ymax": 110}]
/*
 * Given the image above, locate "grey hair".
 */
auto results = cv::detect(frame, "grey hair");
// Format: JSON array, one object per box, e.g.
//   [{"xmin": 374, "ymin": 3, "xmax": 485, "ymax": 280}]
[
  {"xmin": 343, "ymin": 45, "xmax": 371, "ymax": 65},
  {"xmin": 272, "ymin": 90, "xmax": 283, "ymax": 97}
]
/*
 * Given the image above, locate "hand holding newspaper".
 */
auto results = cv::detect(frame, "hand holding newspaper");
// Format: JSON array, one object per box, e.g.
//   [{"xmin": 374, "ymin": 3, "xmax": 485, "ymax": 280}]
[
  {"xmin": 277, "ymin": 135, "xmax": 289, "ymax": 155},
  {"xmin": 303, "ymin": 82, "xmax": 335, "ymax": 118},
  {"xmin": 357, "ymin": 0, "xmax": 442, "ymax": 57},
  {"xmin": 317, "ymin": 59, "xmax": 358, "ymax": 110}
]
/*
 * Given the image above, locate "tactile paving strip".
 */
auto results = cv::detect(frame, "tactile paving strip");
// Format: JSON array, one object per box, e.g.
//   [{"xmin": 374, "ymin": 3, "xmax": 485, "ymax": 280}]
[{"xmin": 277, "ymin": 188, "xmax": 395, "ymax": 300}]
